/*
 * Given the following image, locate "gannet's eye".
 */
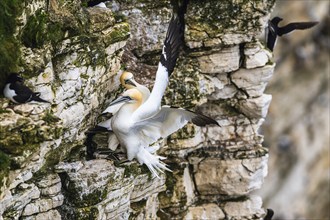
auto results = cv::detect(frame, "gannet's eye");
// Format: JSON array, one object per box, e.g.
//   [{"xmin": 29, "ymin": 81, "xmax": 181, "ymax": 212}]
[
  {"xmin": 125, "ymin": 79, "xmax": 137, "ymax": 87},
  {"xmin": 123, "ymin": 96, "xmax": 132, "ymax": 101}
]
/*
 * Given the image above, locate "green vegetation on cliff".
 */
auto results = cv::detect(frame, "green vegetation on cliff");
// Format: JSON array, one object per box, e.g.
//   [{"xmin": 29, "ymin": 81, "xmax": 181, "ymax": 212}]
[{"xmin": 0, "ymin": 0, "xmax": 23, "ymax": 88}]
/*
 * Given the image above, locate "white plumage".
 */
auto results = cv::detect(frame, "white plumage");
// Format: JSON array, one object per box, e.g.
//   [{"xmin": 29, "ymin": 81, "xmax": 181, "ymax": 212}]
[{"xmin": 109, "ymin": 89, "xmax": 218, "ymax": 178}]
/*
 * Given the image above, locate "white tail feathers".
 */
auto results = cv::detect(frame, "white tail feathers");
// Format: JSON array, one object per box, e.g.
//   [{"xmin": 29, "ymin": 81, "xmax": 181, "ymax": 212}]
[{"xmin": 136, "ymin": 147, "xmax": 172, "ymax": 179}]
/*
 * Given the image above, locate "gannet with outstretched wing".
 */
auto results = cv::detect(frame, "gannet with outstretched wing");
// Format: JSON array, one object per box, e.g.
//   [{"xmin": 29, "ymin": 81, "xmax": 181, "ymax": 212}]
[
  {"xmin": 110, "ymin": 88, "xmax": 218, "ymax": 178},
  {"xmin": 131, "ymin": 0, "xmax": 188, "ymax": 122}
]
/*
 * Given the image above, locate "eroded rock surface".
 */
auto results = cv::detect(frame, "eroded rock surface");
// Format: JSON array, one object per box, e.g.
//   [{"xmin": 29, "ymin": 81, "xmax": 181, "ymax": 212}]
[{"xmin": 0, "ymin": 0, "xmax": 276, "ymax": 219}]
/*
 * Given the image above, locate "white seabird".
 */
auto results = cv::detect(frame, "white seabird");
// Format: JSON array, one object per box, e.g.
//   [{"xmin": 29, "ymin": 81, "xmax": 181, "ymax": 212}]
[
  {"xmin": 94, "ymin": 71, "xmax": 151, "ymax": 151},
  {"xmin": 101, "ymin": 71, "xmax": 150, "ymax": 116},
  {"xmin": 109, "ymin": 88, "xmax": 218, "ymax": 178}
]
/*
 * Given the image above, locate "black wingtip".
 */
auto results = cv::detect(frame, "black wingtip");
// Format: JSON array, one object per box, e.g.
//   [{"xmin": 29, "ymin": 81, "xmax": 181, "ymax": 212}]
[
  {"xmin": 85, "ymin": 126, "xmax": 109, "ymax": 134},
  {"xmin": 160, "ymin": 0, "xmax": 189, "ymax": 75},
  {"xmin": 192, "ymin": 113, "xmax": 220, "ymax": 127},
  {"xmin": 32, "ymin": 93, "xmax": 51, "ymax": 103}
]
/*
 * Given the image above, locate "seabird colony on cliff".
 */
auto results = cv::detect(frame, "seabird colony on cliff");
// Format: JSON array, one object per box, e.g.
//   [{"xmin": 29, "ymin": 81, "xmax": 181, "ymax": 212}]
[
  {"xmin": 1, "ymin": 1, "xmax": 319, "ymax": 179},
  {"xmin": 87, "ymin": 0, "xmax": 220, "ymax": 178},
  {"xmin": 86, "ymin": 10, "xmax": 319, "ymax": 177}
]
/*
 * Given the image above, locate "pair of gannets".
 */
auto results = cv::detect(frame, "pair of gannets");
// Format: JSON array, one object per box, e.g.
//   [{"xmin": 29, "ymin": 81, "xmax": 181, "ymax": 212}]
[
  {"xmin": 99, "ymin": 70, "xmax": 218, "ymax": 178},
  {"xmin": 95, "ymin": 0, "xmax": 218, "ymax": 178}
]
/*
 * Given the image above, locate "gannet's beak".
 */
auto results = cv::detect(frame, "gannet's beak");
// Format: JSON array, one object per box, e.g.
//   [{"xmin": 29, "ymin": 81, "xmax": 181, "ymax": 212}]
[
  {"xmin": 109, "ymin": 96, "xmax": 131, "ymax": 106},
  {"xmin": 125, "ymin": 79, "xmax": 137, "ymax": 87}
]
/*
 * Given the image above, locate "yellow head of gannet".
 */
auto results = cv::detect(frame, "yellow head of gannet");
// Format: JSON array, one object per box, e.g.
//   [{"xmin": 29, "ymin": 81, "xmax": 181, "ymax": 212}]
[
  {"xmin": 109, "ymin": 88, "xmax": 142, "ymax": 108},
  {"xmin": 120, "ymin": 71, "xmax": 137, "ymax": 89}
]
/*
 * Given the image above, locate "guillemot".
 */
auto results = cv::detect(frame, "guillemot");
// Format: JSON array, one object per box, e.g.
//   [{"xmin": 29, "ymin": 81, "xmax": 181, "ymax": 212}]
[{"xmin": 3, "ymin": 73, "xmax": 50, "ymax": 104}]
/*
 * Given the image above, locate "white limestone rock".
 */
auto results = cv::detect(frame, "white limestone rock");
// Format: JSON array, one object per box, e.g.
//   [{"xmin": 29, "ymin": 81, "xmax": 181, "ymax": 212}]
[
  {"xmin": 55, "ymin": 160, "xmax": 119, "ymax": 206},
  {"xmin": 51, "ymin": 194, "xmax": 64, "ymax": 208},
  {"xmin": 22, "ymin": 198, "xmax": 53, "ymax": 216},
  {"xmin": 36, "ymin": 174, "xmax": 61, "ymax": 189},
  {"xmin": 130, "ymin": 174, "xmax": 166, "ymax": 202},
  {"xmin": 238, "ymin": 94, "xmax": 272, "ymax": 119},
  {"xmin": 231, "ymin": 64, "xmax": 275, "ymax": 97},
  {"xmin": 101, "ymin": 181, "xmax": 132, "ymax": 219},
  {"xmin": 0, "ymin": 184, "xmax": 40, "ymax": 218},
  {"xmin": 22, "ymin": 209, "xmax": 62, "ymax": 220},
  {"xmin": 184, "ymin": 203, "xmax": 225, "ymax": 220},
  {"xmin": 86, "ymin": 6, "xmax": 115, "ymax": 32},
  {"xmin": 183, "ymin": 167, "xmax": 197, "ymax": 206},
  {"xmin": 221, "ymin": 33, "xmax": 253, "ymax": 45},
  {"xmin": 39, "ymin": 182, "xmax": 62, "ymax": 196},
  {"xmin": 190, "ymin": 156, "xmax": 268, "ymax": 196},
  {"xmin": 244, "ymin": 42, "xmax": 272, "ymax": 69},
  {"xmin": 122, "ymin": 7, "xmax": 171, "ymax": 56},
  {"xmin": 21, "ymin": 194, "xmax": 63, "ymax": 217},
  {"xmin": 223, "ymin": 196, "xmax": 266, "ymax": 219},
  {"xmin": 197, "ymin": 46, "xmax": 240, "ymax": 74},
  {"xmin": 207, "ymin": 74, "xmax": 238, "ymax": 100}
]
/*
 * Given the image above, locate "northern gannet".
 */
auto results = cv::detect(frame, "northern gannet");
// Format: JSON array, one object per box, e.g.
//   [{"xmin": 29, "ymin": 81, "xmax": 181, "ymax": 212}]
[
  {"xmin": 109, "ymin": 88, "xmax": 218, "ymax": 178},
  {"xmin": 3, "ymin": 73, "xmax": 50, "ymax": 104},
  {"xmin": 86, "ymin": 0, "xmax": 189, "ymax": 162},
  {"xmin": 86, "ymin": 71, "xmax": 151, "ymax": 154},
  {"xmin": 101, "ymin": 71, "xmax": 150, "ymax": 116},
  {"xmin": 266, "ymin": 16, "xmax": 318, "ymax": 51},
  {"xmin": 98, "ymin": 0, "xmax": 187, "ymax": 129}
]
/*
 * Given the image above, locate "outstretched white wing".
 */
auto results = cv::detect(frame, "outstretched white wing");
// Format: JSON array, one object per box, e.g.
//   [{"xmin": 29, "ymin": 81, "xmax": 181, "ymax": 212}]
[
  {"xmin": 135, "ymin": 106, "xmax": 218, "ymax": 145},
  {"xmin": 132, "ymin": 13, "xmax": 185, "ymax": 122}
]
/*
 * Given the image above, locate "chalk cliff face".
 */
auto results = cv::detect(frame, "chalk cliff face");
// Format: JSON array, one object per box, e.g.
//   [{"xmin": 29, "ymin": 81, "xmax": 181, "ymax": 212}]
[
  {"xmin": 0, "ymin": 0, "xmax": 276, "ymax": 219},
  {"xmin": 258, "ymin": 1, "xmax": 329, "ymax": 219}
]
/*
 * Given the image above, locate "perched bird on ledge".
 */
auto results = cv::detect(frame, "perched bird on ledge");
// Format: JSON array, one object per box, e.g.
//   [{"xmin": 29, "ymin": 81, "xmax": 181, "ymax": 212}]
[
  {"xmin": 109, "ymin": 88, "xmax": 218, "ymax": 178},
  {"xmin": 3, "ymin": 73, "xmax": 50, "ymax": 104},
  {"xmin": 85, "ymin": 71, "xmax": 151, "ymax": 158},
  {"xmin": 266, "ymin": 16, "xmax": 318, "ymax": 51}
]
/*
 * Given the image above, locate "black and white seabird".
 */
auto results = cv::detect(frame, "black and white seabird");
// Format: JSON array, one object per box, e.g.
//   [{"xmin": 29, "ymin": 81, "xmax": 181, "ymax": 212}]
[
  {"xmin": 3, "ymin": 73, "xmax": 50, "ymax": 104},
  {"xmin": 266, "ymin": 16, "xmax": 319, "ymax": 51},
  {"xmin": 86, "ymin": 0, "xmax": 107, "ymax": 8},
  {"xmin": 264, "ymin": 209, "xmax": 274, "ymax": 220}
]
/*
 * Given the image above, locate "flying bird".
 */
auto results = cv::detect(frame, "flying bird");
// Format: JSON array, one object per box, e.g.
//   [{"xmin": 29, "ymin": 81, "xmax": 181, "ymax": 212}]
[
  {"xmin": 109, "ymin": 88, "xmax": 218, "ymax": 178},
  {"xmin": 96, "ymin": 0, "xmax": 189, "ymax": 130},
  {"xmin": 3, "ymin": 73, "xmax": 50, "ymax": 104},
  {"xmin": 266, "ymin": 16, "xmax": 318, "ymax": 51}
]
